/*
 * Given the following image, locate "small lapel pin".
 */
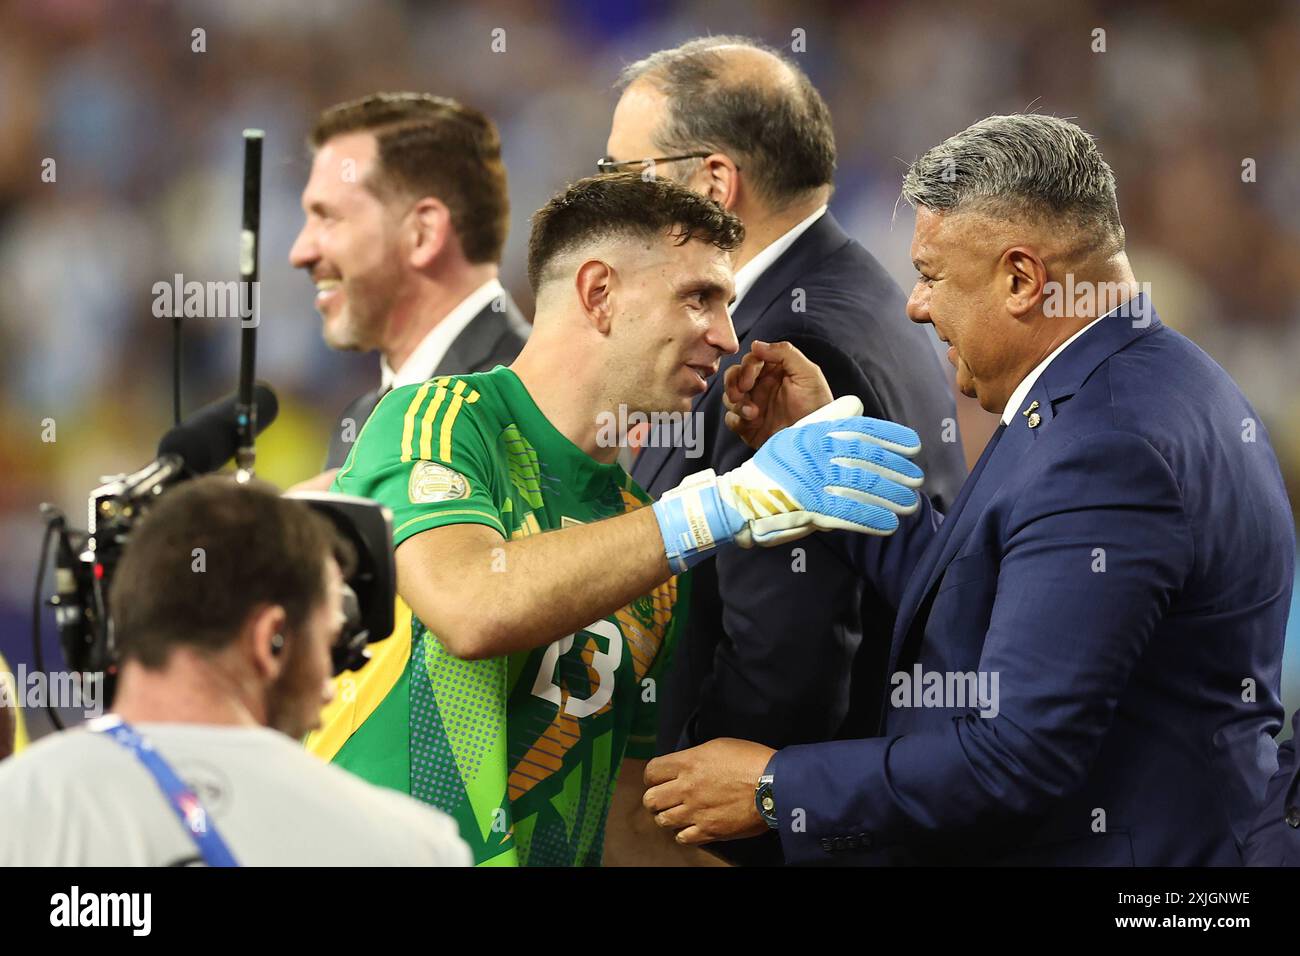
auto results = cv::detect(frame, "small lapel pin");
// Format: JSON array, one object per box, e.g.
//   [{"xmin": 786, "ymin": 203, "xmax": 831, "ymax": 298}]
[{"xmin": 1022, "ymin": 400, "xmax": 1041, "ymax": 429}]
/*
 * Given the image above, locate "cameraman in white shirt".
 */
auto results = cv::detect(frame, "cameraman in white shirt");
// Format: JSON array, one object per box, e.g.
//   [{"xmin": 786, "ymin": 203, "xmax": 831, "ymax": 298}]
[{"xmin": 0, "ymin": 476, "xmax": 469, "ymax": 867}]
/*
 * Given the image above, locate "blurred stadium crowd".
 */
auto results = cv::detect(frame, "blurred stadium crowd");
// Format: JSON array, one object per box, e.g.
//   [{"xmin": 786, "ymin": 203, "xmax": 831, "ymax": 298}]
[{"xmin": 1, "ymin": 0, "xmax": 1298, "ymax": 735}]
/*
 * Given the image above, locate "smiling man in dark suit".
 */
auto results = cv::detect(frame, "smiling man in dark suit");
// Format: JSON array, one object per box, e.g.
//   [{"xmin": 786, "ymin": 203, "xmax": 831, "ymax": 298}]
[
  {"xmin": 290, "ymin": 93, "xmax": 528, "ymax": 490},
  {"xmin": 644, "ymin": 114, "xmax": 1295, "ymax": 866},
  {"xmin": 603, "ymin": 38, "xmax": 966, "ymax": 863}
]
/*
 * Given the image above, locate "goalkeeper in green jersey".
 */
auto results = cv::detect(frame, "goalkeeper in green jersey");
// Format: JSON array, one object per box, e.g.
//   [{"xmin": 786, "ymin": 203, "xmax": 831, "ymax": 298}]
[{"xmin": 307, "ymin": 172, "xmax": 925, "ymax": 866}]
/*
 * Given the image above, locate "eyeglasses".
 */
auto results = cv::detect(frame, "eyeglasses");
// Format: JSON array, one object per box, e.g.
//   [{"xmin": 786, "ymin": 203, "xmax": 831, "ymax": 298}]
[{"xmin": 595, "ymin": 152, "xmax": 712, "ymax": 174}]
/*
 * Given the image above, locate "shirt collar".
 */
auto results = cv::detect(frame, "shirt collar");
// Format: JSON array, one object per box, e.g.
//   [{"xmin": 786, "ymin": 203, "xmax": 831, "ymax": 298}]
[
  {"xmin": 999, "ymin": 302, "xmax": 1125, "ymax": 424},
  {"xmin": 729, "ymin": 205, "xmax": 827, "ymax": 314},
  {"xmin": 380, "ymin": 278, "xmax": 505, "ymax": 391}
]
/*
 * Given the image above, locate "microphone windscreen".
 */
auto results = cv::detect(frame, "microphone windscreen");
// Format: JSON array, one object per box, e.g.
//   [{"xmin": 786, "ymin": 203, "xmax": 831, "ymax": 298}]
[{"xmin": 157, "ymin": 383, "xmax": 279, "ymax": 474}]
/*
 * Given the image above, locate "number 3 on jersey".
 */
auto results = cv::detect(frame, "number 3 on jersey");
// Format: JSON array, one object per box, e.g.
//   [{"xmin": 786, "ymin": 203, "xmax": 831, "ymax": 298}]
[{"xmin": 531, "ymin": 619, "xmax": 622, "ymax": 719}]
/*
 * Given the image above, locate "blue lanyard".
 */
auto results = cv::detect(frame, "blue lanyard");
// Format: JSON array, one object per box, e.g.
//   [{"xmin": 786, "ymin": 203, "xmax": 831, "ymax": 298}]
[{"xmin": 89, "ymin": 716, "xmax": 239, "ymax": 867}]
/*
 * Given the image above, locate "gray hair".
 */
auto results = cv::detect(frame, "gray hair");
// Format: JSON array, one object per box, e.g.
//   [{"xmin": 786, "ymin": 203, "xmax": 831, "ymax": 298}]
[
  {"xmin": 619, "ymin": 36, "xmax": 836, "ymax": 208},
  {"xmin": 901, "ymin": 114, "xmax": 1124, "ymax": 252}
]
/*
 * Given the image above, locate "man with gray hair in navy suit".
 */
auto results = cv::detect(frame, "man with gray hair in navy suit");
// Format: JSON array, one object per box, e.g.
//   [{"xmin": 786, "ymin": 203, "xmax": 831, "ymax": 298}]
[{"xmin": 645, "ymin": 114, "xmax": 1294, "ymax": 867}]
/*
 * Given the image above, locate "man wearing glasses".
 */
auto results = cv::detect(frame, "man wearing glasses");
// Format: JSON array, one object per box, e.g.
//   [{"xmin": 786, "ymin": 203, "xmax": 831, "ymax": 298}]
[{"xmin": 603, "ymin": 36, "xmax": 967, "ymax": 864}]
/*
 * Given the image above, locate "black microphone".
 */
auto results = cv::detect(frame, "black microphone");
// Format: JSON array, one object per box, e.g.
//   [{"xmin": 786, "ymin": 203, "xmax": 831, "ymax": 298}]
[{"xmin": 157, "ymin": 383, "xmax": 279, "ymax": 475}]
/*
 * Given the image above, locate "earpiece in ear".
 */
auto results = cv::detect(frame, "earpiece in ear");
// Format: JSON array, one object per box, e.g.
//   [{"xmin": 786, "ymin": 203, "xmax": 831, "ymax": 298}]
[{"xmin": 271, "ymin": 633, "xmax": 285, "ymax": 655}]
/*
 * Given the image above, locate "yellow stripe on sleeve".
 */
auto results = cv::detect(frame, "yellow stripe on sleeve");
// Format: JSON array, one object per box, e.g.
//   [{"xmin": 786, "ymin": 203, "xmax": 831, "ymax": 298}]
[
  {"xmin": 418, "ymin": 386, "xmax": 450, "ymax": 461},
  {"xmin": 400, "ymin": 383, "xmax": 433, "ymax": 463},
  {"xmin": 439, "ymin": 379, "xmax": 469, "ymax": 461}
]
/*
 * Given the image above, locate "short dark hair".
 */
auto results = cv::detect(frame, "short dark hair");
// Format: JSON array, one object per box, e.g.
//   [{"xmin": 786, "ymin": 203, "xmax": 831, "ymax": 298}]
[
  {"xmin": 310, "ymin": 92, "xmax": 509, "ymax": 264},
  {"xmin": 619, "ymin": 36, "xmax": 836, "ymax": 209},
  {"xmin": 526, "ymin": 172, "xmax": 744, "ymax": 292},
  {"xmin": 110, "ymin": 477, "xmax": 353, "ymax": 669}
]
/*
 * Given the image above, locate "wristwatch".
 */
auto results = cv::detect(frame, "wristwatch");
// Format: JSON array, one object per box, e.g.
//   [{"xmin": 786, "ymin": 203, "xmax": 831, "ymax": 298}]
[{"xmin": 755, "ymin": 772, "xmax": 778, "ymax": 830}]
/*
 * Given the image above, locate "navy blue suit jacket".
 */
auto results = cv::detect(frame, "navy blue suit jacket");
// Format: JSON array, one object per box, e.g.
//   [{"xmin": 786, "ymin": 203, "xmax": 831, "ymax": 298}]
[
  {"xmin": 634, "ymin": 212, "xmax": 966, "ymax": 765},
  {"xmin": 1245, "ymin": 707, "xmax": 1300, "ymax": 865},
  {"xmin": 772, "ymin": 297, "xmax": 1294, "ymax": 866}
]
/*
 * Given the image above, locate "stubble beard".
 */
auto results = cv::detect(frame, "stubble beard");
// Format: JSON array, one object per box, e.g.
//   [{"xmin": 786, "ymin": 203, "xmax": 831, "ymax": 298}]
[{"xmin": 322, "ymin": 270, "xmax": 398, "ymax": 353}]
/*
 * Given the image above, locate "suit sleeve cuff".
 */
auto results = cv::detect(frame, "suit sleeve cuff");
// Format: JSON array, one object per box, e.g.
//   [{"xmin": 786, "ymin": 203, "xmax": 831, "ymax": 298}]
[{"xmin": 771, "ymin": 738, "xmax": 893, "ymax": 866}]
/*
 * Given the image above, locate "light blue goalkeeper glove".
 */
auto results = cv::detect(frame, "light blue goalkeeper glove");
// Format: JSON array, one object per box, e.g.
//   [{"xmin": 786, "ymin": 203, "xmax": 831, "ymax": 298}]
[{"xmin": 652, "ymin": 396, "xmax": 924, "ymax": 572}]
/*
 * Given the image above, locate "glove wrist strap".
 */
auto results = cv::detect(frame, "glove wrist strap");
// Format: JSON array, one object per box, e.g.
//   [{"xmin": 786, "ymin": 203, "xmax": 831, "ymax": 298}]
[{"xmin": 652, "ymin": 469, "xmax": 743, "ymax": 572}]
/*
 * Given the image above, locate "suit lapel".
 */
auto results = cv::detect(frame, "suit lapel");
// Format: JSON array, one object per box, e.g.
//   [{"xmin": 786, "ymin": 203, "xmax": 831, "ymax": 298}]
[
  {"xmin": 354, "ymin": 387, "xmax": 386, "ymax": 422},
  {"xmin": 326, "ymin": 386, "xmax": 386, "ymax": 470},
  {"xmin": 729, "ymin": 212, "xmax": 853, "ymax": 342},
  {"xmin": 889, "ymin": 402, "xmax": 1035, "ymax": 658},
  {"xmin": 433, "ymin": 292, "xmax": 527, "ymax": 378}
]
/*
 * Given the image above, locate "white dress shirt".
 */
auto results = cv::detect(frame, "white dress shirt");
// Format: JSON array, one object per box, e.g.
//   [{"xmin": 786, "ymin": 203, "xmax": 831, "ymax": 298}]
[
  {"xmin": 999, "ymin": 305, "xmax": 1123, "ymax": 424},
  {"xmin": 380, "ymin": 278, "xmax": 506, "ymax": 391},
  {"xmin": 729, "ymin": 205, "xmax": 828, "ymax": 314}
]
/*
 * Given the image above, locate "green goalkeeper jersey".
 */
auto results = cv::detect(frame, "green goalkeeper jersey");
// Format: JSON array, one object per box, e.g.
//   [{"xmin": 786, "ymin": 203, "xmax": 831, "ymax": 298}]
[{"xmin": 309, "ymin": 366, "xmax": 685, "ymax": 867}]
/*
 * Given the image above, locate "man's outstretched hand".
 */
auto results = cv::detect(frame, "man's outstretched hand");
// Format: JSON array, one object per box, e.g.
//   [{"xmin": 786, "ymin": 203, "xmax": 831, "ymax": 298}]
[{"xmin": 723, "ymin": 340, "xmax": 835, "ymax": 449}]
